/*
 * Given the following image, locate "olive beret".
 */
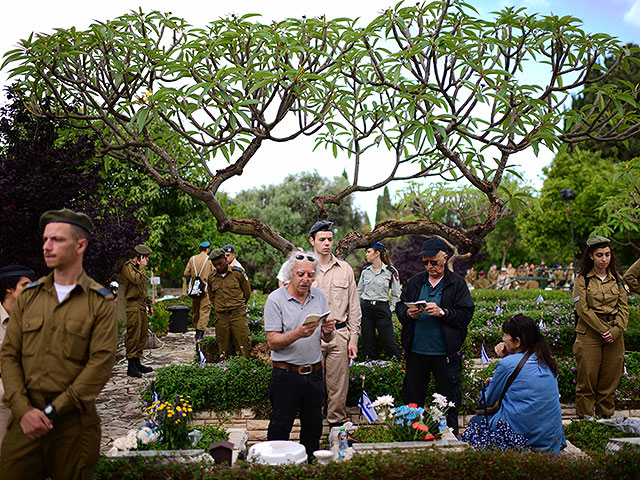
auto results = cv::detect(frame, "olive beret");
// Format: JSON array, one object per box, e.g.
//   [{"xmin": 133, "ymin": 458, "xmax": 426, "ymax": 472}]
[
  {"xmin": 134, "ymin": 244, "xmax": 152, "ymax": 255},
  {"xmin": 40, "ymin": 208, "xmax": 95, "ymax": 234},
  {"xmin": 209, "ymin": 248, "xmax": 225, "ymax": 260},
  {"xmin": 586, "ymin": 235, "xmax": 610, "ymax": 247}
]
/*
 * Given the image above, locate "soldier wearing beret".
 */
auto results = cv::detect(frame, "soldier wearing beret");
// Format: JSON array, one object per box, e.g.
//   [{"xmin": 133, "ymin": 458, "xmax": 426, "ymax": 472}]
[
  {"xmin": 0, "ymin": 265, "xmax": 37, "ymax": 456},
  {"xmin": 0, "ymin": 209, "xmax": 117, "ymax": 480},
  {"xmin": 208, "ymin": 248, "xmax": 252, "ymax": 358},
  {"xmin": 573, "ymin": 235, "xmax": 628, "ymax": 418},
  {"xmin": 120, "ymin": 244, "xmax": 153, "ymax": 378},
  {"xmin": 222, "ymin": 244, "xmax": 244, "ymax": 271},
  {"xmin": 184, "ymin": 241, "xmax": 214, "ymax": 343}
]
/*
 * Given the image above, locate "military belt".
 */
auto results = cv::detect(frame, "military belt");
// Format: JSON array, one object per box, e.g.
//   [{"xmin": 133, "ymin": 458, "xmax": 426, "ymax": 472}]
[
  {"xmin": 217, "ymin": 307, "xmax": 246, "ymax": 315},
  {"xmin": 362, "ymin": 299, "xmax": 388, "ymax": 306},
  {"xmin": 596, "ymin": 313, "xmax": 616, "ymax": 323},
  {"xmin": 335, "ymin": 321, "xmax": 347, "ymax": 330}
]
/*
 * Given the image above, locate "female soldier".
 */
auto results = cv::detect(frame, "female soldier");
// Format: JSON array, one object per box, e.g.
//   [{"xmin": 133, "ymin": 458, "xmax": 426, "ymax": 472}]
[
  {"xmin": 573, "ymin": 235, "xmax": 628, "ymax": 418},
  {"xmin": 357, "ymin": 242, "xmax": 401, "ymax": 359}
]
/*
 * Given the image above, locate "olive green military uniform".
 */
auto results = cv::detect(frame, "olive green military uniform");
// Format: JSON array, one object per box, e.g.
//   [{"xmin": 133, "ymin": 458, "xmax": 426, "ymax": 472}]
[
  {"xmin": 120, "ymin": 261, "xmax": 151, "ymax": 360},
  {"xmin": 183, "ymin": 251, "xmax": 214, "ymax": 331},
  {"xmin": 623, "ymin": 258, "xmax": 640, "ymax": 294},
  {"xmin": 553, "ymin": 269, "xmax": 565, "ymax": 288},
  {"xmin": 486, "ymin": 269, "xmax": 499, "ymax": 289},
  {"xmin": 474, "ymin": 276, "xmax": 491, "ymax": 290},
  {"xmin": 524, "ymin": 278, "xmax": 539, "ymax": 289},
  {"xmin": 208, "ymin": 267, "xmax": 251, "ymax": 358},
  {"xmin": 573, "ymin": 270, "xmax": 628, "ymax": 417},
  {"xmin": 0, "ymin": 271, "xmax": 117, "ymax": 480},
  {"xmin": 465, "ymin": 269, "xmax": 477, "ymax": 287}
]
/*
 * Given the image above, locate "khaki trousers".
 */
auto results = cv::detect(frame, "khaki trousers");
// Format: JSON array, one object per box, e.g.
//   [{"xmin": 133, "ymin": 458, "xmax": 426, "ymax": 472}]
[
  {"xmin": 0, "ymin": 406, "xmax": 100, "ymax": 480},
  {"xmin": 191, "ymin": 295, "xmax": 211, "ymax": 331},
  {"xmin": 321, "ymin": 328, "xmax": 350, "ymax": 424},
  {"xmin": 125, "ymin": 304, "xmax": 148, "ymax": 359},
  {"xmin": 573, "ymin": 328, "xmax": 625, "ymax": 417},
  {"xmin": 216, "ymin": 310, "xmax": 251, "ymax": 359}
]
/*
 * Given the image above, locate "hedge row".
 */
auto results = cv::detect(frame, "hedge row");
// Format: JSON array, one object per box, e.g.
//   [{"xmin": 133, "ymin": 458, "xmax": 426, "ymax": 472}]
[{"xmin": 94, "ymin": 447, "xmax": 640, "ymax": 480}]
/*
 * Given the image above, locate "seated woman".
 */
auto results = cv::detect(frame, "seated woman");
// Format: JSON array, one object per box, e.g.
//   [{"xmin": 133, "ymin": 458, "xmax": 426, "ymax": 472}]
[{"xmin": 463, "ymin": 314, "xmax": 566, "ymax": 453}]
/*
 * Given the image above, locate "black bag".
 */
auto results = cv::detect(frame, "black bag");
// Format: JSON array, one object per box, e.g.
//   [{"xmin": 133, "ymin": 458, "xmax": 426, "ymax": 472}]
[
  {"xmin": 187, "ymin": 257, "xmax": 207, "ymax": 298},
  {"xmin": 475, "ymin": 351, "xmax": 531, "ymax": 416}
]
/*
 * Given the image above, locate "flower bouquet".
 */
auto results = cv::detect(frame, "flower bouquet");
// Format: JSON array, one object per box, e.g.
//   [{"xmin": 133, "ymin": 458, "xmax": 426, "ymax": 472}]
[
  {"xmin": 145, "ymin": 394, "xmax": 194, "ymax": 450},
  {"xmin": 358, "ymin": 393, "xmax": 454, "ymax": 443}
]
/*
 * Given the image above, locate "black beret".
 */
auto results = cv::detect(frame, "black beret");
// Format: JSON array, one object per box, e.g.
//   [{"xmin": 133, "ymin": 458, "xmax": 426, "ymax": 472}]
[
  {"xmin": 309, "ymin": 220, "xmax": 334, "ymax": 237},
  {"xmin": 0, "ymin": 265, "xmax": 37, "ymax": 281},
  {"xmin": 40, "ymin": 208, "xmax": 94, "ymax": 234}
]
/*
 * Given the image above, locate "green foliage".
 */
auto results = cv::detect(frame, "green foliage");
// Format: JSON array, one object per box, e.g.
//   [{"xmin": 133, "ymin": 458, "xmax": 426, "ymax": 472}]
[
  {"xmin": 148, "ymin": 302, "xmax": 170, "ymax": 334},
  {"xmin": 141, "ymin": 358, "xmax": 272, "ymax": 413},
  {"xmin": 564, "ymin": 419, "xmax": 640, "ymax": 455},
  {"xmin": 93, "ymin": 446, "xmax": 640, "ymax": 479},
  {"xmin": 194, "ymin": 425, "xmax": 229, "ymax": 450},
  {"xmin": 346, "ymin": 360, "xmax": 405, "ymax": 407},
  {"xmin": 516, "ymin": 149, "xmax": 621, "ymax": 264}
]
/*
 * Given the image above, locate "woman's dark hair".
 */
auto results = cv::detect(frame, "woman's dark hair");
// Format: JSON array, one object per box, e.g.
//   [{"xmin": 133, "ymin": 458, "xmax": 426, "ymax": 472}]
[
  {"xmin": 0, "ymin": 276, "xmax": 20, "ymax": 304},
  {"xmin": 372, "ymin": 245, "xmax": 392, "ymax": 266},
  {"xmin": 577, "ymin": 242, "xmax": 621, "ymax": 281},
  {"xmin": 502, "ymin": 314, "xmax": 557, "ymax": 376}
]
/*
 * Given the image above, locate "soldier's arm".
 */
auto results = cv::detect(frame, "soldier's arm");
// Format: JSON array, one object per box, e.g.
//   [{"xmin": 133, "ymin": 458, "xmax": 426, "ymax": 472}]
[
  {"xmin": 390, "ymin": 270, "xmax": 402, "ymax": 311},
  {"xmin": 239, "ymin": 270, "xmax": 251, "ymax": 303},
  {"xmin": 51, "ymin": 295, "xmax": 117, "ymax": 416},
  {"xmin": 611, "ymin": 284, "xmax": 629, "ymax": 339},
  {"xmin": 0, "ymin": 294, "xmax": 34, "ymax": 420},
  {"xmin": 623, "ymin": 258, "xmax": 640, "ymax": 295},
  {"xmin": 346, "ymin": 268, "xmax": 362, "ymax": 346},
  {"xmin": 121, "ymin": 262, "xmax": 144, "ymax": 285}
]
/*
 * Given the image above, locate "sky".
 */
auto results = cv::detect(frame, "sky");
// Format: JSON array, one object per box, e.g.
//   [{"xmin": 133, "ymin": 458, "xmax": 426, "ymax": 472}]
[{"xmin": 1, "ymin": 0, "xmax": 639, "ymax": 224}]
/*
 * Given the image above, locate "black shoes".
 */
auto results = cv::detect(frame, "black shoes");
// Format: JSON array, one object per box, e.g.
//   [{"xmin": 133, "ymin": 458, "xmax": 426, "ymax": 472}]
[
  {"xmin": 195, "ymin": 329, "xmax": 205, "ymax": 343},
  {"xmin": 136, "ymin": 358, "xmax": 153, "ymax": 374},
  {"xmin": 127, "ymin": 359, "xmax": 142, "ymax": 378}
]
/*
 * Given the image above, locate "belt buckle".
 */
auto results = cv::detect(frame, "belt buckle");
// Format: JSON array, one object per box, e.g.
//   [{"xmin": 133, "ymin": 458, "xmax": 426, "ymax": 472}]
[
  {"xmin": 298, "ymin": 364, "xmax": 313, "ymax": 375},
  {"xmin": 371, "ymin": 300, "xmax": 377, "ymax": 305}
]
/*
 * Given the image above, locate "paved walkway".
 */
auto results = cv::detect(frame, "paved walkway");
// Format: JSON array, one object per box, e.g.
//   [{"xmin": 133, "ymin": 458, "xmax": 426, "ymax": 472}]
[{"xmin": 96, "ymin": 330, "xmax": 199, "ymax": 451}]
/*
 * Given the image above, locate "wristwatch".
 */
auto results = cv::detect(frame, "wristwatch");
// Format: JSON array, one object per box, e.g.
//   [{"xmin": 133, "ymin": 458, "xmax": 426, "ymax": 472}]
[
  {"xmin": 439, "ymin": 308, "xmax": 445, "ymax": 317},
  {"xmin": 43, "ymin": 404, "xmax": 58, "ymax": 421}
]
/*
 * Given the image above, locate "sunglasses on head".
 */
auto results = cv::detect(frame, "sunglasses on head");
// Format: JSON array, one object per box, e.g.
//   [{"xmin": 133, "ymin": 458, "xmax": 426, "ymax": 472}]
[
  {"xmin": 296, "ymin": 254, "xmax": 316, "ymax": 262},
  {"xmin": 422, "ymin": 258, "xmax": 442, "ymax": 266}
]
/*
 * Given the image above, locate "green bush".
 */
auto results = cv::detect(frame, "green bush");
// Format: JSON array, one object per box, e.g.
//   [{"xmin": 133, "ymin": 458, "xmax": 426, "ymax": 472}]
[
  {"xmin": 138, "ymin": 425, "xmax": 228, "ymax": 451},
  {"xmin": 93, "ymin": 447, "xmax": 640, "ymax": 480},
  {"xmin": 196, "ymin": 332, "xmax": 267, "ymax": 363},
  {"xmin": 564, "ymin": 419, "xmax": 640, "ymax": 455},
  {"xmin": 346, "ymin": 360, "xmax": 405, "ymax": 407},
  {"xmin": 149, "ymin": 302, "xmax": 170, "ymax": 334},
  {"xmin": 141, "ymin": 358, "xmax": 272, "ymax": 413}
]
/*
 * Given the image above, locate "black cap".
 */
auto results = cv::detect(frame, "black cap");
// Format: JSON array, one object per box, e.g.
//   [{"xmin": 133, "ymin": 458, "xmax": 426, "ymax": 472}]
[
  {"xmin": 222, "ymin": 244, "xmax": 235, "ymax": 253},
  {"xmin": 418, "ymin": 238, "xmax": 448, "ymax": 256},
  {"xmin": 0, "ymin": 265, "xmax": 37, "ymax": 281},
  {"xmin": 40, "ymin": 208, "xmax": 94, "ymax": 234},
  {"xmin": 309, "ymin": 220, "xmax": 334, "ymax": 237}
]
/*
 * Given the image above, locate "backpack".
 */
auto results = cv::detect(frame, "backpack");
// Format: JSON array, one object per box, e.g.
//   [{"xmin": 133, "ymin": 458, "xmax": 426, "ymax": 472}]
[{"xmin": 187, "ymin": 256, "xmax": 208, "ymax": 298}]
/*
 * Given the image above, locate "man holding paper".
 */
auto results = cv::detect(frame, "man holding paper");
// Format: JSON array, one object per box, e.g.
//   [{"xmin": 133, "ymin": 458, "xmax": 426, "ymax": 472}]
[
  {"xmin": 264, "ymin": 251, "xmax": 336, "ymax": 459},
  {"xmin": 395, "ymin": 237, "xmax": 475, "ymax": 436}
]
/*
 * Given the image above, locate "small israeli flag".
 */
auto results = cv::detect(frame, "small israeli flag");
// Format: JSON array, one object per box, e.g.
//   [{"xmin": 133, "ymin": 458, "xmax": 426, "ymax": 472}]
[
  {"xmin": 153, "ymin": 390, "xmax": 159, "ymax": 403},
  {"xmin": 198, "ymin": 347, "xmax": 207, "ymax": 367},
  {"xmin": 539, "ymin": 318, "xmax": 545, "ymax": 330},
  {"xmin": 481, "ymin": 343, "xmax": 489, "ymax": 365},
  {"xmin": 495, "ymin": 305, "xmax": 502, "ymax": 315},
  {"xmin": 537, "ymin": 294, "xmax": 545, "ymax": 303},
  {"xmin": 358, "ymin": 390, "xmax": 379, "ymax": 423}
]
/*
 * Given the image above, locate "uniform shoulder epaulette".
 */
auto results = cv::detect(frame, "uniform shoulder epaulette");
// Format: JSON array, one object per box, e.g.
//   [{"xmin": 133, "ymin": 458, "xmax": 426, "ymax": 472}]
[
  {"xmin": 362, "ymin": 264, "xmax": 372, "ymax": 271},
  {"xmin": 96, "ymin": 287, "xmax": 113, "ymax": 298},
  {"xmin": 387, "ymin": 265, "xmax": 399, "ymax": 276},
  {"xmin": 24, "ymin": 280, "xmax": 40, "ymax": 290}
]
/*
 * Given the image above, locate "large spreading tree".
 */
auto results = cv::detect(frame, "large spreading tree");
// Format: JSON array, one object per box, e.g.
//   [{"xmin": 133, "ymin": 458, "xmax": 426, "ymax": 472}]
[{"xmin": 3, "ymin": 0, "xmax": 639, "ymax": 258}]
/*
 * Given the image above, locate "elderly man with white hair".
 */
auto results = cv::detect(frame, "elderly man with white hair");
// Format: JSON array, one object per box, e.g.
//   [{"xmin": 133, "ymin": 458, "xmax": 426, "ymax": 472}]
[{"xmin": 264, "ymin": 251, "xmax": 336, "ymax": 459}]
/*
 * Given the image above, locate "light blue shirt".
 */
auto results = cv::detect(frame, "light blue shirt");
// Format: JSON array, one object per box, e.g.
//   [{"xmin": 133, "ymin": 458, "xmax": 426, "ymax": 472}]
[{"xmin": 483, "ymin": 352, "xmax": 566, "ymax": 454}]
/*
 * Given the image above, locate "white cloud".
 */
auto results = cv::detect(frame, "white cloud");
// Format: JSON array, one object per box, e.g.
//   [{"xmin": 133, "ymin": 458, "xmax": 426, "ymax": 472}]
[{"xmin": 624, "ymin": 0, "xmax": 640, "ymax": 26}]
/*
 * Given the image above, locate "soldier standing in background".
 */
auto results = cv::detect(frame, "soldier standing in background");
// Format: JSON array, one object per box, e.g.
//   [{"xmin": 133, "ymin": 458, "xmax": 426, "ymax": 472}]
[
  {"xmin": 208, "ymin": 249, "xmax": 252, "ymax": 358},
  {"xmin": 120, "ymin": 244, "xmax": 153, "ymax": 378},
  {"xmin": 184, "ymin": 241, "xmax": 214, "ymax": 343}
]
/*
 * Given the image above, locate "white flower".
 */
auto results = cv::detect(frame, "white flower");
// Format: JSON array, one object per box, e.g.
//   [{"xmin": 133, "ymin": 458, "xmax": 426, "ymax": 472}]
[
  {"xmin": 432, "ymin": 393, "xmax": 448, "ymax": 409},
  {"xmin": 372, "ymin": 395, "xmax": 395, "ymax": 408},
  {"xmin": 429, "ymin": 406, "xmax": 444, "ymax": 420},
  {"xmin": 106, "ymin": 447, "xmax": 119, "ymax": 457},
  {"xmin": 448, "ymin": 401, "xmax": 455, "ymax": 408},
  {"xmin": 136, "ymin": 426, "xmax": 159, "ymax": 445}
]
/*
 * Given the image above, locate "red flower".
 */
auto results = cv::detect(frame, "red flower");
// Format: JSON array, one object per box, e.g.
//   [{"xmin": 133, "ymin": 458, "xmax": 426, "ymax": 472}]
[
  {"xmin": 407, "ymin": 403, "xmax": 418, "ymax": 409},
  {"xmin": 422, "ymin": 433, "xmax": 435, "ymax": 441},
  {"xmin": 412, "ymin": 422, "xmax": 430, "ymax": 433}
]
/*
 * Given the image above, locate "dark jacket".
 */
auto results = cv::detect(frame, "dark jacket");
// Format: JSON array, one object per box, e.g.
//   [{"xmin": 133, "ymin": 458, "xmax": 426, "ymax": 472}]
[{"xmin": 396, "ymin": 269, "xmax": 474, "ymax": 357}]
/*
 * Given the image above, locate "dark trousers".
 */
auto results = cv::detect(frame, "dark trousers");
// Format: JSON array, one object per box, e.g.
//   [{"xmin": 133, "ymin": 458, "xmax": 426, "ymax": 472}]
[
  {"xmin": 267, "ymin": 367, "xmax": 324, "ymax": 459},
  {"xmin": 402, "ymin": 351, "xmax": 462, "ymax": 436},
  {"xmin": 360, "ymin": 301, "xmax": 400, "ymax": 359}
]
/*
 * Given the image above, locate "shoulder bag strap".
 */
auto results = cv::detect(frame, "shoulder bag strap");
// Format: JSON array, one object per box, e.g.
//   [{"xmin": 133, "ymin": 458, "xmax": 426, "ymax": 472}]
[{"xmin": 497, "ymin": 350, "xmax": 532, "ymax": 403}]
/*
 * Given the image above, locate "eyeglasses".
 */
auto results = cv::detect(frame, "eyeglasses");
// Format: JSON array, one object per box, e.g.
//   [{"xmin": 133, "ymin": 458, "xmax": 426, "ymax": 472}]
[
  {"xmin": 296, "ymin": 254, "xmax": 316, "ymax": 262},
  {"xmin": 422, "ymin": 257, "xmax": 443, "ymax": 266}
]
